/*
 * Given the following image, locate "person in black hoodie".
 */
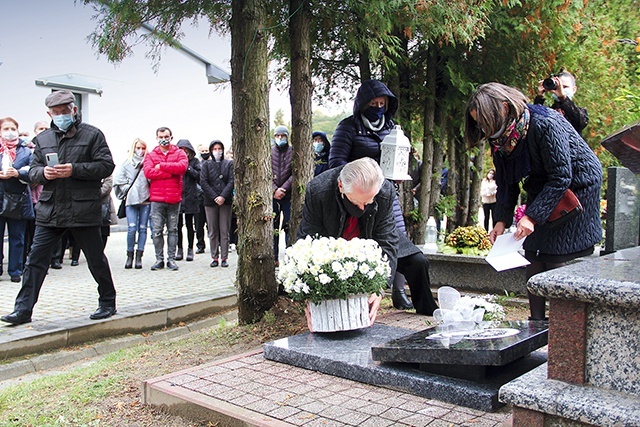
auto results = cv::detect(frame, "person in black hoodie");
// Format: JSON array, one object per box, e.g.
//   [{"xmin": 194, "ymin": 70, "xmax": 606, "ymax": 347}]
[
  {"xmin": 200, "ymin": 140, "xmax": 234, "ymax": 268},
  {"xmin": 329, "ymin": 80, "xmax": 436, "ymax": 313},
  {"xmin": 312, "ymin": 131, "xmax": 331, "ymax": 177},
  {"xmin": 175, "ymin": 139, "xmax": 201, "ymax": 262}
]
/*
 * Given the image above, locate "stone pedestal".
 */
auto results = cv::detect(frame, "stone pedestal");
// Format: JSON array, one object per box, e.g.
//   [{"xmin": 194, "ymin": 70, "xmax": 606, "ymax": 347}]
[
  {"xmin": 422, "ymin": 251, "xmax": 527, "ymax": 295},
  {"xmin": 499, "ymin": 246, "xmax": 640, "ymax": 426}
]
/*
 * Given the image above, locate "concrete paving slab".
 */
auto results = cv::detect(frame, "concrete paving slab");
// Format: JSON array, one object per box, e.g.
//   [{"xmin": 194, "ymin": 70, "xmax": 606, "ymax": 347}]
[{"xmin": 0, "ymin": 231, "xmax": 237, "ymax": 358}]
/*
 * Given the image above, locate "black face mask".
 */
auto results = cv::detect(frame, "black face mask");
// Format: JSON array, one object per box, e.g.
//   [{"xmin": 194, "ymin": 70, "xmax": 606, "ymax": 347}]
[
  {"xmin": 342, "ymin": 193, "xmax": 368, "ymax": 218},
  {"xmin": 201, "ymin": 153, "xmax": 211, "ymax": 160}
]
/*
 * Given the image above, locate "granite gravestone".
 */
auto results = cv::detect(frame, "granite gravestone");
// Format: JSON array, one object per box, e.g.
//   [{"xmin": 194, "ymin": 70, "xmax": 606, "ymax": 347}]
[{"xmin": 604, "ymin": 167, "xmax": 640, "ymax": 254}]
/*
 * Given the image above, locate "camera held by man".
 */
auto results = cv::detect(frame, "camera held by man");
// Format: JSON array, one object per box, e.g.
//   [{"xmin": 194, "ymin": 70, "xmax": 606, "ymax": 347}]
[{"xmin": 534, "ymin": 69, "xmax": 589, "ymax": 136}]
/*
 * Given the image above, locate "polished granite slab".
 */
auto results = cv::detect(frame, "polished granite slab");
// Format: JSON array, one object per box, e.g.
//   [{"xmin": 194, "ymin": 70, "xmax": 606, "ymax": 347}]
[
  {"xmin": 371, "ymin": 320, "xmax": 548, "ymax": 381},
  {"xmin": 263, "ymin": 323, "xmax": 547, "ymax": 411},
  {"xmin": 371, "ymin": 320, "xmax": 548, "ymax": 366}
]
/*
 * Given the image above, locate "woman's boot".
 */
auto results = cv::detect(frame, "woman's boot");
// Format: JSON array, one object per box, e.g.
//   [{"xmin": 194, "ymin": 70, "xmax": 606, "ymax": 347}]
[
  {"xmin": 135, "ymin": 250, "xmax": 143, "ymax": 269},
  {"xmin": 125, "ymin": 251, "xmax": 134, "ymax": 269},
  {"xmin": 391, "ymin": 273, "xmax": 414, "ymax": 310},
  {"xmin": 186, "ymin": 248, "xmax": 194, "ymax": 261}
]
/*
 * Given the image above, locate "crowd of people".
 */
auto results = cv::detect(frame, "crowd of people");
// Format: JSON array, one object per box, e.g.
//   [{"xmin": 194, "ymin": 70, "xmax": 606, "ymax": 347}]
[{"xmin": 0, "ymin": 67, "xmax": 598, "ymax": 325}]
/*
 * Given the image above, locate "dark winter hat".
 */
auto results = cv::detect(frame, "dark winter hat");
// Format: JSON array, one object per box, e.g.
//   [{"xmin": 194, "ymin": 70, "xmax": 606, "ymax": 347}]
[{"xmin": 45, "ymin": 90, "xmax": 75, "ymax": 108}]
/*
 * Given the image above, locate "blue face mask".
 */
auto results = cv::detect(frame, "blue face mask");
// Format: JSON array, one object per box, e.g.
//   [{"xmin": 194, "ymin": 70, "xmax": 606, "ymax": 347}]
[
  {"xmin": 276, "ymin": 138, "xmax": 288, "ymax": 147},
  {"xmin": 52, "ymin": 114, "xmax": 75, "ymax": 131},
  {"xmin": 363, "ymin": 105, "xmax": 385, "ymax": 122},
  {"xmin": 313, "ymin": 142, "xmax": 325, "ymax": 154}
]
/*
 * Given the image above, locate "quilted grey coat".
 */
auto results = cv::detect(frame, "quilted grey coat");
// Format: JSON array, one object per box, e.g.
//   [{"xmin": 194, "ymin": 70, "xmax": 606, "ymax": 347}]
[{"xmin": 494, "ymin": 104, "xmax": 602, "ymax": 256}]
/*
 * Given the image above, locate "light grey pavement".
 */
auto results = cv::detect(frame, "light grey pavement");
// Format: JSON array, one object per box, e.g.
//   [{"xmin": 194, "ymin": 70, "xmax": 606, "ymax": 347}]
[{"xmin": 0, "ymin": 228, "xmax": 238, "ymax": 358}]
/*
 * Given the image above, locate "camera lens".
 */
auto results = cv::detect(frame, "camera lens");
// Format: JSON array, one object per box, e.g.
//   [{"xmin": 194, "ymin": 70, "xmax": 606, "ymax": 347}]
[{"xmin": 542, "ymin": 77, "xmax": 557, "ymax": 91}]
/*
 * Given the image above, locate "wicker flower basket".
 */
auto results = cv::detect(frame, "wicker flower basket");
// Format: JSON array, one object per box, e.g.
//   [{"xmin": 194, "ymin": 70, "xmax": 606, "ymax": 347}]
[{"xmin": 307, "ymin": 294, "xmax": 370, "ymax": 332}]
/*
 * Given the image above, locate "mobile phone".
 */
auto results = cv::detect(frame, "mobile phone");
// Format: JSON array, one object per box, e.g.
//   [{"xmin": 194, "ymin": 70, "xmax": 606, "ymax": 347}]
[{"xmin": 45, "ymin": 152, "xmax": 59, "ymax": 167}]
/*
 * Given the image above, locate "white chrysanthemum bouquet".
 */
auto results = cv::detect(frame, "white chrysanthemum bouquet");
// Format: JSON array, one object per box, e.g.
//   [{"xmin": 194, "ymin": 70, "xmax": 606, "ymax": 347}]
[{"xmin": 277, "ymin": 236, "xmax": 391, "ymax": 304}]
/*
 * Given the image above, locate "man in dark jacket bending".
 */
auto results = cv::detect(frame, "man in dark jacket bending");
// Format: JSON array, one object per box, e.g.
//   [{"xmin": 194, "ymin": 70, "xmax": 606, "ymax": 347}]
[
  {"xmin": 1, "ymin": 90, "xmax": 117, "ymax": 325},
  {"xmin": 297, "ymin": 158, "xmax": 438, "ymax": 326}
]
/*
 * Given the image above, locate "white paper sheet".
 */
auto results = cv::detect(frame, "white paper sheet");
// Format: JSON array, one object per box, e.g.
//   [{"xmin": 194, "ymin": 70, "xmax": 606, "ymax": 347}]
[{"xmin": 485, "ymin": 233, "xmax": 530, "ymax": 272}]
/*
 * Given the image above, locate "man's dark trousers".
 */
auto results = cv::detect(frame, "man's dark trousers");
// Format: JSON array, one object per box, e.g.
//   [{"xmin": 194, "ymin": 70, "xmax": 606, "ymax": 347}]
[{"xmin": 13, "ymin": 226, "xmax": 116, "ymax": 315}]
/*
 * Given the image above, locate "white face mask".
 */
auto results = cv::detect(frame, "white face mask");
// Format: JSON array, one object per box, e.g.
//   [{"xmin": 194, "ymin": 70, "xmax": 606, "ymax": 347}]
[
  {"xmin": 2, "ymin": 131, "xmax": 18, "ymax": 141},
  {"xmin": 134, "ymin": 149, "xmax": 144, "ymax": 157}
]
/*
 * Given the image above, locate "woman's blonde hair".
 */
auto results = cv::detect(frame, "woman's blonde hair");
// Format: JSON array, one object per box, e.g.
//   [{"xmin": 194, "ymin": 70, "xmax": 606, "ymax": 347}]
[
  {"xmin": 465, "ymin": 82, "xmax": 529, "ymax": 147},
  {"xmin": 128, "ymin": 138, "xmax": 147, "ymax": 162}
]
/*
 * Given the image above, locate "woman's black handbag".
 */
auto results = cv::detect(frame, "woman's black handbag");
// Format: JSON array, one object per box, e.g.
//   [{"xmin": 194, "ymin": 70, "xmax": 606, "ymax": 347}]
[
  {"xmin": 0, "ymin": 192, "xmax": 24, "ymax": 220},
  {"xmin": 117, "ymin": 199, "xmax": 127, "ymax": 219},
  {"xmin": 117, "ymin": 166, "xmax": 143, "ymax": 219}
]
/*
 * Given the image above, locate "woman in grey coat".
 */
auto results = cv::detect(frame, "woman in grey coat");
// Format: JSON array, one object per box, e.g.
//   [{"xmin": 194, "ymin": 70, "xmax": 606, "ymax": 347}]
[
  {"xmin": 466, "ymin": 82, "xmax": 602, "ymax": 320},
  {"xmin": 114, "ymin": 138, "xmax": 151, "ymax": 269}
]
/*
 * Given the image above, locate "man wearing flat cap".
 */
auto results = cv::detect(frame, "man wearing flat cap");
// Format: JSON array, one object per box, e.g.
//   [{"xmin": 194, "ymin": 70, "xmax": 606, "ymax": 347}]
[{"xmin": 1, "ymin": 90, "xmax": 117, "ymax": 325}]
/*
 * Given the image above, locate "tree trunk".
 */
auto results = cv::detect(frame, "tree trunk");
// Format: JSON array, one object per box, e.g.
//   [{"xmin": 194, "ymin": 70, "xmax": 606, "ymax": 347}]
[
  {"xmin": 415, "ymin": 48, "xmax": 437, "ymax": 245},
  {"xmin": 445, "ymin": 129, "xmax": 457, "ymax": 234},
  {"xmin": 453, "ymin": 134, "xmax": 470, "ymax": 230},
  {"xmin": 288, "ymin": 0, "xmax": 313, "ymax": 242},
  {"xmin": 231, "ymin": 0, "xmax": 277, "ymax": 324},
  {"xmin": 467, "ymin": 142, "xmax": 485, "ymax": 226}
]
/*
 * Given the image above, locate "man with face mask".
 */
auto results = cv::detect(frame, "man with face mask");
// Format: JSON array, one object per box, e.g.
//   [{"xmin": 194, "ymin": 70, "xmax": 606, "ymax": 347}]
[
  {"xmin": 1, "ymin": 90, "xmax": 117, "ymax": 325},
  {"xmin": 534, "ymin": 70, "xmax": 589, "ymax": 136},
  {"xmin": 297, "ymin": 158, "xmax": 438, "ymax": 319},
  {"xmin": 143, "ymin": 127, "xmax": 189, "ymax": 271},
  {"xmin": 271, "ymin": 125, "xmax": 292, "ymax": 267}
]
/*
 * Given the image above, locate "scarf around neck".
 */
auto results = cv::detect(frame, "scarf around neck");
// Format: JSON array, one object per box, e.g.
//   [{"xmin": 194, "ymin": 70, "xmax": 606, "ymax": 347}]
[
  {"xmin": 492, "ymin": 107, "xmax": 532, "ymax": 203},
  {"xmin": 360, "ymin": 114, "xmax": 385, "ymax": 132},
  {"xmin": 0, "ymin": 138, "xmax": 19, "ymax": 164},
  {"xmin": 490, "ymin": 107, "xmax": 530, "ymax": 156}
]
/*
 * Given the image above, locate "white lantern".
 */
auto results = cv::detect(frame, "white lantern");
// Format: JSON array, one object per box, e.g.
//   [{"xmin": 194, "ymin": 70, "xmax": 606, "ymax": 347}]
[{"xmin": 379, "ymin": 125, "xmax": 412, "ymax": 180}]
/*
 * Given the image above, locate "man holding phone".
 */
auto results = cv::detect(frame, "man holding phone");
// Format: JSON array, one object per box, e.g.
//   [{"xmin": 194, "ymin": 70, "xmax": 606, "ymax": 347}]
[{"xmin": 1, "ymin": 90, "xmax": 117, "ymax": 325}]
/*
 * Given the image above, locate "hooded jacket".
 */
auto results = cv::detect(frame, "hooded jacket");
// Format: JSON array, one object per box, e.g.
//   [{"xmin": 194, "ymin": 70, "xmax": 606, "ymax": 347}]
[
  {"xmin": 143, "ymin": 143, "xmax": 188, "ymax": 204},
  {"xmin": 176, "ymin": 139, "xmax": 201, "ymax": 214},
  {"xmin": 329, "ymin": 79, "xmax": 398, "ymax": 168},
  {"xmin": 30, "ymin": 120, "xmax": 114, "ymax": 227},
  {"xmin": 312, "ymin": 131, "xmax": 331, "ymax": 177},
  {"xmin": 200, "ymin": 140, "xmax": 234, "ymax": 206}
]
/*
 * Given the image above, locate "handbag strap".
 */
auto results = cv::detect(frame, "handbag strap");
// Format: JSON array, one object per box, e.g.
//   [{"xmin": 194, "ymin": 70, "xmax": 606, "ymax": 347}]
[{"xmin": 122, "ymin": 165, "xmax": 143, "ymax": 201}]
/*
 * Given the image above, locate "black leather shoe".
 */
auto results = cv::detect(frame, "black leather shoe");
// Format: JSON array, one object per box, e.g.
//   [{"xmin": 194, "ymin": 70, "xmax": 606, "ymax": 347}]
[
  {"xmin": 196, "ymin": 247, "xmax": 205, "ymax": 254},
  {"xmin": 166, "ymin": 260, "xmax": 179, "ymax": 271},
  {"xmin": 90, "ymin": 306, "xmax": 116, "ymax": 320},
  {"xmin": 210, "ymin": 260, "xmax": 219, "ymax": 267},
  {"xmin": 70, "ymin": 260, "xmax": 79, "ymax": 266},
  {"xmin": 1, "ymin": 311, "xmax": 32, "ymax": 325},
  {"xmin": 10, "ymin": 276, "xmax": 20, "ymax": 283},
  {"xmin": 392, "ymin": 287, "xmax": 414, "ymax": 310},
  {"xmin": 151, "ymin": 260, "xmax": 164, "ymax": 271},
  {"xmin": 221, "ymin": 259, "xmax": 229, "ymax": 267},
  {"xmin": 50, "ymin": 260, "xmax": 63, "ymax": 270}
]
